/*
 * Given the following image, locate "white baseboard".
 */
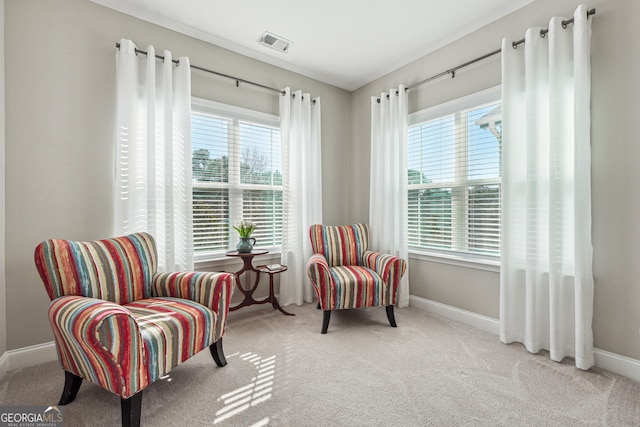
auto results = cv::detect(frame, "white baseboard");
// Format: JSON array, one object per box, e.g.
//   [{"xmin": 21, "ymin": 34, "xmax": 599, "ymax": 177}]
[
  {"xmin": 593, "ymin": 348, "xmax": 640, "ymax": 382},
  {"xmin": 409, "ymin": 295, "xmax": 640, "ymax": 382},
  {"xmin": 0, "ymin": 341, "xmax": 57, "ymax": 380},
  {"xmin": 409, "ymin": 295, "xmax": 500, "ymax": 335}
]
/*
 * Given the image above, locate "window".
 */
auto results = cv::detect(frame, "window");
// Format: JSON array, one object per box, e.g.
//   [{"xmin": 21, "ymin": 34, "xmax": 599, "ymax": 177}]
[
  {"xmin": 407, "ymin": 87, "xmax": 502, "ymax": 257},
  {"xmin": 191, "ymin": 98, "xmax": 282, "ymax": 259}
]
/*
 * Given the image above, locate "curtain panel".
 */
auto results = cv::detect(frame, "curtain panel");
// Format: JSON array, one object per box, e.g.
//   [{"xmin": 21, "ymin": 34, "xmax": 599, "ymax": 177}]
[
  {"xmin": 500, "ymin": 4, "xmax": 594, "ymax": 370},
  {"xmin": 114, "ymin": 39, "xmax": 193, "ymax": 272},
  {"xmin": 370, "ymin": 86, "xmax": 410, "ymax": 308},
  {"xmin": 279, "ymin": 88, "xmax": 323, "ymax": 306}
]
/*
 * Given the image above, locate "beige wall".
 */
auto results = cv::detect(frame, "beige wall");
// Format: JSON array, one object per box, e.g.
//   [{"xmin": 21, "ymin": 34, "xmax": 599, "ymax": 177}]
[
  {"xmin": 3, "ymin": 0, "xmax": 351, "ymax": 350},
  {"xmin": 351, "ymin": 0, "xmax": 640, "ymax": 360}
]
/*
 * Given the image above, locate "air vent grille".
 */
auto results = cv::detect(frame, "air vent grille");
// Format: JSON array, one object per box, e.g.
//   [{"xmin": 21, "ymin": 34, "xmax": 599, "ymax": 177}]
[{"xmin": 258, "ymin": 32, "xmax": 292, "ymax": 53}]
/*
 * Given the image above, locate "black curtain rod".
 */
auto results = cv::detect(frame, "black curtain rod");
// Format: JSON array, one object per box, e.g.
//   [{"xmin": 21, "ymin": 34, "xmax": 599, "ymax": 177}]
[
  {"xmin": 115, "ymin": 42, "xmax": 286, "ymax": 95},
  {"xmin": 404, "ymin": 7, "xmax": 596, "ymax": 93}
]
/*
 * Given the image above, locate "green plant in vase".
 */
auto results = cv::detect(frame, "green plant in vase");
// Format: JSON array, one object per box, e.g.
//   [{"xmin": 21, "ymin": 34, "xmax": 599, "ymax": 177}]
[{"xmin": 234, "ymin": 220, "xmax": 256, "ymax": 253}]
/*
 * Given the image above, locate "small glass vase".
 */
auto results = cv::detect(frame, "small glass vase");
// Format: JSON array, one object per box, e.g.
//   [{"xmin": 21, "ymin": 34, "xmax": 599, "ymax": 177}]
[{"xmin": 236, "ymin": 237, "xmax": 256, "ymax": 253}]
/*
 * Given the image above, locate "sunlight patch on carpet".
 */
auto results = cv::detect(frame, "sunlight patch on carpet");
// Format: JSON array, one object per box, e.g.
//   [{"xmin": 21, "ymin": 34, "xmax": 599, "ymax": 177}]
[{"xmin": 214, "ymin": 352, "xmax": 276, "ymax": 424}]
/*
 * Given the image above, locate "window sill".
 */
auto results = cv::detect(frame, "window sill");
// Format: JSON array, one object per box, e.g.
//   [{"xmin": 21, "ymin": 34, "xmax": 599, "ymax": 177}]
[
  {"xmin": 408, "ymin": 249, "xmax": 500, "ymax": 273},
  {"xmin": 195, "ymin": 250, "xmax": 281, "ymax": 271}
]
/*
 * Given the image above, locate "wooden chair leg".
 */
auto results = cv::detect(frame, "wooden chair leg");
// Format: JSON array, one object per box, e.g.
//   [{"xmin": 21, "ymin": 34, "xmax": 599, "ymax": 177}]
[
  {"xmin": 321, "ymin": 310, "xmax": 331, "ymax": 334},
  {"xmin": 59, "ymin": 371, "xmax": 83, "ymax": 405},
  {"xmin": 210, "ymin": 338, "xmax": 227, "ymax": 367},
  {"xmin": 385, "ymin": 305, "xmax": 397, "ymax": 328},
  {"xmin": 121, "ymin": 391, "xmax": 143, "ymax": 427}
]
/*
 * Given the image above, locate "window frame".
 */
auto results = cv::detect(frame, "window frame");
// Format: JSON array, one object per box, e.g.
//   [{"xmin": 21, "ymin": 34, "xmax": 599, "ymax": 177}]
[
  {"xmin": 191, "ymin": 97, "xmax": 283, "ymax": 263},
  {"xmin": 407, "ymin": 86, "xmax": 501, "ymax": 270}
]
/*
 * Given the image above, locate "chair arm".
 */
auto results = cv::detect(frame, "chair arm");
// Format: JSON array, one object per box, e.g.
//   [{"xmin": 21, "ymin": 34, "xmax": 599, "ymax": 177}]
[
  {"xmin": 48, "ymin": 295, "xmax": 146, "ymax": 399},
  {"xmin": 362, "ymin": 251, "xmax": 407, "ymax": 305},
  {"xmin": 307, "ymin": 254, "xmax": 336, "ymax": 310},
  {"xmin": 151, "ymin": 271, "xmax": 235, "ymax": 340}
]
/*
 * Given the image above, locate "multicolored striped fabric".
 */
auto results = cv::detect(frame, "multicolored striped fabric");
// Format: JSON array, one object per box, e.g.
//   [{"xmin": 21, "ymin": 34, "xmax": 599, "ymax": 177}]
[
  {"xmin": 153, "ymin": 271, "xmax": 234, "ymax": 341},
  {"xmin": 126, "ymin": 297, "xmax": 217, "ymax": 384},
  {"xmin": 35, "ymin": 233, "xmax": 157, "ymax": 305},
  {"xmin": 35, "ymin": 233, "xmax": 235, "ymax": 399},
  {"xmin": 309, "ymin": 223, "xmax": 369, "ymax": 267},
  {"xmin": 362, "ymin": 250, "xmax": 407, "ymax": 306},
  {"xmin": 329, "ymin": 266, "xmax": 383, "ymax": 309},
  {"xmin": 307, "ymin": 224, "xmax": 407, "ymax": 311},
  {"xmin": 48, "ymin": 295, "xmax": 146, "ymax": 398},
  {"xmin": 307, "ymin": 253, "xmax": 335, "ymax": 309}
]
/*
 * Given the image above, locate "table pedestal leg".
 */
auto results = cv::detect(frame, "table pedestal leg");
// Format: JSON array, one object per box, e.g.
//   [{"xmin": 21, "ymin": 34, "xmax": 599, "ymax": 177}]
[
  {"xmin": 268, "ymin": 273, "xmax": 295, "ymax": 316},
  {"xmin": 230, "ymin": 258, "xmax": 263, "ymax": 312}
]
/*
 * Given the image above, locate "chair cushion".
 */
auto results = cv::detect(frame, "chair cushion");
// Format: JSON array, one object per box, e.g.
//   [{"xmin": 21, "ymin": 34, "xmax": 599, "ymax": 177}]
[
  {"xmin": 124, "ymin": 297, "xmax": 217, "ymax": 382},
  {"xmin": 309, "ymin": 224, "xmax": 369, "ymax": 267},
  {"xmin": 329, "ymin": 265, "xmax": 384, "ymax": 309}
]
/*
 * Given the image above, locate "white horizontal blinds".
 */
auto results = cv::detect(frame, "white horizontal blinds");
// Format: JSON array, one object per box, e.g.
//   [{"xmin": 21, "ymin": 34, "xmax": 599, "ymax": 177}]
[
  {"xmin": 193, "ymin": 188, "xmax": 229, "ymax": 252},
  {"xmin": 192, "ymin": 111, "xmax": 231, "ymax": 253},
  {"xmin": 467, "ymin": 104, "xmax": 501, "ymax": 255},
  {"xmin": 239, "ymin": 122, "xmax": 282, "ymax": 185},
  {"xmin": 468, "ymin": 184, "xmax": 501, "ymax": 254},
  {"xmin": 191, "ymin": 99, "xmax": 283, "ymax": 257},
  {"xmin": 408, "ymin": 116, "xmax": 455, "ymax": 250},
  {"xmin": 243, "ymin": 190, "xmax": 283, "ymax": 245},
  {"xmin": 407, "ymin": 187, "xmax": 452, "ymax": 249},
  {"xmin": 407, "ymin": 100, "xmax": 501, "ymax": 256},
  {"xmin": 238, "ymin": 121, "xmax": 283, "ymax": 246}
]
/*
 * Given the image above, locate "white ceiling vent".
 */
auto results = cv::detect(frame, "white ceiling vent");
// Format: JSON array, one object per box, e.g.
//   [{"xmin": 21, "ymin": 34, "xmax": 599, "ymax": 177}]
[{"xmin": 258, "ymin": 32, "xmax": 292, "ymax": 53}]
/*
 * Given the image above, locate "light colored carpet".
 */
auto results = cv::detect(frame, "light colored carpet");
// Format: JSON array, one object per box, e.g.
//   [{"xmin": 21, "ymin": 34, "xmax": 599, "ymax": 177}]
[{"xmin": 2, "ymin": 303, "xmax": 640, "ymax": 426}]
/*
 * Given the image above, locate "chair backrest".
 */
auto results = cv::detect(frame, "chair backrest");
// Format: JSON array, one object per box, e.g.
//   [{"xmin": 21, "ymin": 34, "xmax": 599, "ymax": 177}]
[
  {"xmin": 34, "ymin": 232, "xmax": 157, "ymax": 305},
  {"xmin": 309, "ymin": 223, "xmax": 369, "ymax": 267}
]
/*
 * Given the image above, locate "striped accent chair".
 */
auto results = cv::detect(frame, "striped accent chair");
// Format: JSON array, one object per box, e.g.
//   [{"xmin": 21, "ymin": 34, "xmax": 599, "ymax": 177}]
[
  {"xmin": 34, "ymin": 232, "xmax": 235, "ymax": 427},
  {"xmin": 307, "ymin": 223, "xmax": 407, "ymax": 334}
]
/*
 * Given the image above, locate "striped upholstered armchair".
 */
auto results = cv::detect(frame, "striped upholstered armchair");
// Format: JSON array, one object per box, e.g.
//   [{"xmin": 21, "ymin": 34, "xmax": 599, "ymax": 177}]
[
  {"xmin": 306, "ymin": 223, "xmax": 407, "ymax": 334},
  {"xmin": 34, "ymin": 233, "xmax": 235, "ymax": 427}
]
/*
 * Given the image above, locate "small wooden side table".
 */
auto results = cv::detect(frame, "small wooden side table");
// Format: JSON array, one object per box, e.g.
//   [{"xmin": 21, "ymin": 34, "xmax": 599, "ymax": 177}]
[
  {"xmin": 255, "ymin": 264, "xmax": 295, "ymax": 316},
  {"xmin": 225, "ymin": 250, "xmax": 294, "ymax": 316}
]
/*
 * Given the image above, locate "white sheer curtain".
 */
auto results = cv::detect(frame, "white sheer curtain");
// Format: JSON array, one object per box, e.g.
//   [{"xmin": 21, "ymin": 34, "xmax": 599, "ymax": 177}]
[
  {"xmin": 500, "ymin": 4, "xmax": 594, "ymax": 370},
  {"xmin": 279, "ymin": 88, "xmax": 322, "ymax": 306},
  {"xmin": 114, "ymin": 39, "xmax": 193, "ymax": 272},
  {"xmin": 370, "ymin": 86, "xmax": 410, "ymax": 308}
]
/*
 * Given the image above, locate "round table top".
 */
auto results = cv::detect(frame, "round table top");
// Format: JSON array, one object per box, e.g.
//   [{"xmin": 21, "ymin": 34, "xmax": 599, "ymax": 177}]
[{"xmin": 225, "ymin": 249, "xmax": 269, "ymax": 257}]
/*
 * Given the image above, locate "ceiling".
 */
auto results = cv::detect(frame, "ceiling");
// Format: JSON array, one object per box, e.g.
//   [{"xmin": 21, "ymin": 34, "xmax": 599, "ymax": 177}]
[{"xmin": 91, "ymin": 0, "xmax": 536, "ymax": 91}]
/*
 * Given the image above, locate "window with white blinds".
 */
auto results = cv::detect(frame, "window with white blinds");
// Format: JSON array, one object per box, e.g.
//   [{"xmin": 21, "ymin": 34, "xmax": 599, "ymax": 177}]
[
  {"xmin": 407, "ymin": 87, "xmax": 502, "ymax": 257},
  {"xmin": 191, "ymin": 98, "xmax": 282, "ymax": 259}
]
